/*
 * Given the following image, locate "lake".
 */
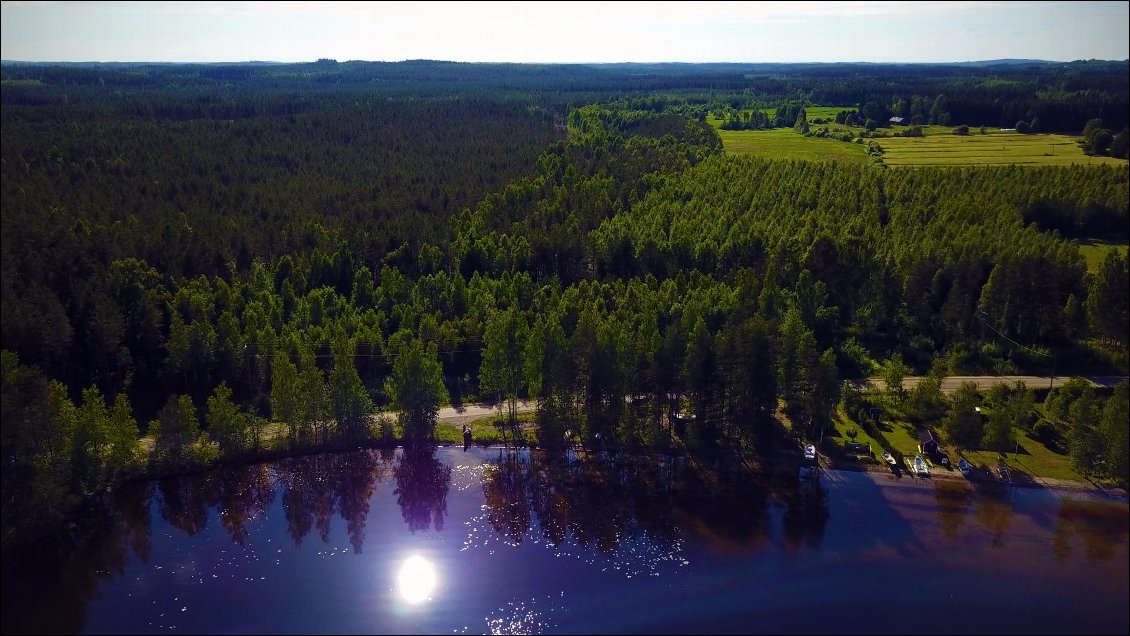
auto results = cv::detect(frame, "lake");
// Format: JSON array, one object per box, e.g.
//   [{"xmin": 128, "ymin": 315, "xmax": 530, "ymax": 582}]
[{"xmin": 4, "ymin": 446, "xmax": 1127, "ymax": 634}]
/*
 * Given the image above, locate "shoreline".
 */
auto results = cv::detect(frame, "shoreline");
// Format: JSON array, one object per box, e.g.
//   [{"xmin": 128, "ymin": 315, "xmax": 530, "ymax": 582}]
[{"xmin": 818, "ymin": 454, "xmax": 1129, "ymax": 502}]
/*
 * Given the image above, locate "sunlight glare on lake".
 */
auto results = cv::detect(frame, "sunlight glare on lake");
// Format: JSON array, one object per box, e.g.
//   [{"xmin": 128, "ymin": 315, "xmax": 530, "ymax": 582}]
[{"xmin": 397, "ymin": 554, "xmax": 437, "ymax": 604}]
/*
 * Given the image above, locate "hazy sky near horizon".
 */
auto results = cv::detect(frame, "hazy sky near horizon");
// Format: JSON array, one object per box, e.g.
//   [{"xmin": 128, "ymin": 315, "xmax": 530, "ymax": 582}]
[{"xmin": 2, "ymin": 1, "xmax": 1127, "ymax": 64}]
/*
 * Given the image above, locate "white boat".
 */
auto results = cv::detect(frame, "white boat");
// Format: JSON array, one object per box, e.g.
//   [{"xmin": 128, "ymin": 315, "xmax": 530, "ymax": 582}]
[
  {"xmin": 958, "ymin": 458, "xmax": 972, "ymax": 478},
  {"xmin": 803, "ymin": 444, "xmax": 816, "ymax": 461},
  {"xmin": 882, "ymin": 452, "xmax": 896, "ymax": 465},
  {"xmin": 914, "ymin": 455, "xmax": 929, "ymax": 477}
]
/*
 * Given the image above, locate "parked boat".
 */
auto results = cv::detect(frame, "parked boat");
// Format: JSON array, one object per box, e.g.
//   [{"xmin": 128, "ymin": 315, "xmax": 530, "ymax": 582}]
[
  {"xmin": 958, "ymin": 458, "xmax": 972, "ymax": 478},
  {"xmin": 914, "ymin": 455, "xmax": 929, "ymax": 477}
]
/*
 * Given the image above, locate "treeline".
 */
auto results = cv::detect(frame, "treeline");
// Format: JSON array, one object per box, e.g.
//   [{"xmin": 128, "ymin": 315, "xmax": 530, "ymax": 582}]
[
  {"xmin": 0, "ymin": 264, "xmax": 838, "ymax": 540},
  {"xmin": 6, "ymin": 58, "xmax": 1126, "ymax": 131},
  {"xmin": 740, "ymin": 61, "xmax": 1129, "ymax": 132},
  {"xmin": 717, "ymin": 103, "xmax": 808, "ymax": 131}
]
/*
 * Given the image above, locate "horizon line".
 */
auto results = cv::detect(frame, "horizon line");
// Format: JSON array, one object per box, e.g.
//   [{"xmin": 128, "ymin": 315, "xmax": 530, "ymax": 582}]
[{"xmin": 6, "ymin": 57, "xmax": 1129, "ymax": 66}]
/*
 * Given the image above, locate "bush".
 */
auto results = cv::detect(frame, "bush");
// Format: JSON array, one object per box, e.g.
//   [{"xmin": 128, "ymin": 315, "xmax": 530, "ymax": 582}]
[
  {"xmin": 839, "ymin": 337, "xmax": 876, "ymax": 376},
  {"xmin": 1032, "ymin": 419, "xmax": 1060, "ymax": 445},
  {"xmin": 953, "ymin": 125, "xmax": 970, "ymax": 135}
]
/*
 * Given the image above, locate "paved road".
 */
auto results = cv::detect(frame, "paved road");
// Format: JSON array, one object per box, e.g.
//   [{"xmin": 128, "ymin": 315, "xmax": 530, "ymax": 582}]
[
  {"xmin": 442, "ymin": 375, "xmax": 1130, "ymax": 420},
  {"xmin": 857, "ymin": 375, "xmax": 1126, "ymax": 394},
  {"xmin": 435, "ymin": 375, "xmax": 1128, "ymax": 422},
  {"xmin": 437, "ymin": 400, "xmax": 535, "ymax": 422}
]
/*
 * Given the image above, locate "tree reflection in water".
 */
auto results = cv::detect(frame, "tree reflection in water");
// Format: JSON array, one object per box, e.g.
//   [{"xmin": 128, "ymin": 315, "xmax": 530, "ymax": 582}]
[
  {"xmin": 215, "ymin": 464, "xmax": 275, "ymax": 546},
  {"xmin": 479, "ymin": 450, "xmax": 829, "ymax": 558},
  {"xmin": 934, "ymin": 479, "xmax": 974, "ymax": 540},
  {"xmin": 781, "ymin": 473, "xmax": 830, "ymax": 551},
  {"xmin": 157, "ymin": 471, "xmax": 214, "ymax": 536},
  {"xmin": 278, "ymin": 450, "xmax": 390, "ymax": 552},
  {"xmin": 973, "ymin": 484, "xmax": 1013, "ymax": 548},
  {"xmin": 394, "ymin": 444, "xmax": 453, "ymax": 533},
  {"xmin": 1052, "ymin": 499, "xmax": 1129, "ymax": 563},
  {"xmin": 1, "ymin": 481, "xmax": 153, "ymax": 634},
  {"xmin": 153, "ymin": 462, "xmax": 290, "ymax": 548}
]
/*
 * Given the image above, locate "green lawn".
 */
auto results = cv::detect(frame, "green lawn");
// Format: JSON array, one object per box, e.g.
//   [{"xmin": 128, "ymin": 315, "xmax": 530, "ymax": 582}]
[
  {"xmin": 832, "ymin": 411, "xmax": 1086, "ymax": 482},
  {"xmin": 826, "ymin": 407, "xmax": 888, "ymax": 468},
  {"xmin": 435, "ymin": 412, "xmax": 538, "ymax": 446},
  {"xmin": 959, "ymin": 435, "xmax": 1085, "ymax": 482},
  {"xmin": 877, "ymin": 132, "xmax": 1127, "ymax": 167},
  {"xmin": 828, "ymin": 404, "xmax": 930, "ymax": 466},
  {"xmin": 1078, "ymin": 241, "xmax": 1128, "ymax": 274},
  {"xmin": 716, "ymin": 127, "xmax": 867, "ymax": 163}
]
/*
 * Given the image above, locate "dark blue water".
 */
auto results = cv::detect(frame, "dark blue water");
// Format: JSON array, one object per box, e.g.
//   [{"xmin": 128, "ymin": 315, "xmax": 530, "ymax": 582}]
[{"xmin": 7, "ymin": 447, "xmax": 1128, "ymax": 634}]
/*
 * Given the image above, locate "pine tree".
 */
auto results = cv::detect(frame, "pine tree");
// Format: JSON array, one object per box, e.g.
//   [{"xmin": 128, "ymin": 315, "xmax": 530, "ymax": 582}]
[{"xmin": 944, "ymin": 382, "xmax": 983, "ymax": 448}]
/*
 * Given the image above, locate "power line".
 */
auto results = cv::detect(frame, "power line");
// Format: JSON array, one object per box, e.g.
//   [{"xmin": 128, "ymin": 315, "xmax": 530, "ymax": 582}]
[{"xmin": 975, "ymin": 311, "xmax": 1052, "ymax": 359}]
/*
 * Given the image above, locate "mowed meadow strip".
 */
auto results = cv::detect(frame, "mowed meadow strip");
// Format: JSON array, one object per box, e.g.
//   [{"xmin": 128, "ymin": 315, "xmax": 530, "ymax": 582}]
[{"xmin": 878, "ymin": 132, "xmax": 1128, "ymax": 167}]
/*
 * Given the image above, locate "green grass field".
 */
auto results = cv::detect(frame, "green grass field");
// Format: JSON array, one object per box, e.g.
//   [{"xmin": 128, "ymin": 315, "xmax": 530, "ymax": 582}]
[
  {"xmin": 712, "ymin": 106, "xmax": 1128, "ymax": 168},
  {"xmin": 877, "ymin": 132, "xmax": 1127, "ymax": 167},
  {"xmin": 1079, "ymin": 241, "xmax": 1129, "ymax": 274},
  {"xmin": 803, "ymin": 106, "xmax": 852, "ymax": 122},
  {"xmin": 708, "ymin": 110, "xmax": 1128, "ymax": 167},
  {"xmin": 716, "ymin": 127, "xmax": 868, "ymax": 163},
  {"xmin": 827, "ymin": 404, "xmax": 933, "ymax": 465},
  {"xmin": 960, "ymin": 438, "xmax": 1085, "ymax": 483}
]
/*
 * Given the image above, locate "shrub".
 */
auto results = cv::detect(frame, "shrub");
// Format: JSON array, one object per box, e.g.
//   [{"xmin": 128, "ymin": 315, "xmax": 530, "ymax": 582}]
[{"xmin": 1032, "ymin": 419, "xmax": 1059, "ymax": 444}]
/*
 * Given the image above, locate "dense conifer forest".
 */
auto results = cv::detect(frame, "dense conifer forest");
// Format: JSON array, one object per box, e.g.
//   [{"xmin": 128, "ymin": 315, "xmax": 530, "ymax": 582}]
[{"xmin": 2, "ymin": 60, "xmax": 1128, "ymax": 561}]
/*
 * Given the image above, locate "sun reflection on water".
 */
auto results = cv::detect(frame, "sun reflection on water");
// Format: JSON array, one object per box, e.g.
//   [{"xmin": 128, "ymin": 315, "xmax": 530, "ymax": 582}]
[{"xmin": 397, "ymin": 554, "xmax": 437, "ymax": 604}]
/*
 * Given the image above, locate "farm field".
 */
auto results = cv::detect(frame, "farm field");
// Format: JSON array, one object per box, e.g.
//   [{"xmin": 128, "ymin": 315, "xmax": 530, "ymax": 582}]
[
  {"xmin": 715, "ymin": 126, "xmax": 868, "ymax": 163},
  {"xmin": 1079, "ymin": 241, "xmax": 1129, "ymax": 273},
  {"xmin": 877, "ymin": 132, "xmax": 1127, "ymax": 167},
  {"xmin": 710, "ymin": 111, "xmax": 1127, "ymax": 167}
]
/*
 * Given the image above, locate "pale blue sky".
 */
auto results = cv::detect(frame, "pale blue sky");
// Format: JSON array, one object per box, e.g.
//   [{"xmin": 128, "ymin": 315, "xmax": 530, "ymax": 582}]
[{"xmin": 2, "ymin": 1, "xmax": 1127, "ymax": 64}]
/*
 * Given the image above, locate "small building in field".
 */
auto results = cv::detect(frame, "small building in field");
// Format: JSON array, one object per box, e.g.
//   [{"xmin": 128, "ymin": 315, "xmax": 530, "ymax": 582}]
[
  {"xmin": 889, "ymin": 116, "xmax": 907, "ymax": 125},
  {"xmin": 918, "ymin": 429, "xmax": 940, "ymax": 455}
]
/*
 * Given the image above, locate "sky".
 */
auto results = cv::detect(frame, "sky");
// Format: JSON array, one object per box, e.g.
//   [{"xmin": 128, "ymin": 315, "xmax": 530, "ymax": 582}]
[{"xmin": 2, "ymin": 1, "xmax": 1128, "ymax": 64}]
